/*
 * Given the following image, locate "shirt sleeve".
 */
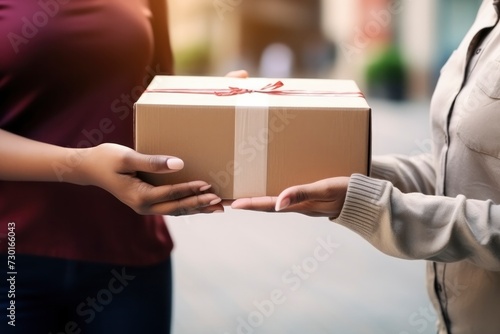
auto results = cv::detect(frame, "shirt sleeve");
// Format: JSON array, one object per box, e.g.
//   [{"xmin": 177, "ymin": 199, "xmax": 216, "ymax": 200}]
[
  {"xmin": 370, "ymin": 153, "xmax": 436, "ymax": 195},
  {"xmin": 334, "ymin": 173, "xmax": 500, "ymax": 271}
]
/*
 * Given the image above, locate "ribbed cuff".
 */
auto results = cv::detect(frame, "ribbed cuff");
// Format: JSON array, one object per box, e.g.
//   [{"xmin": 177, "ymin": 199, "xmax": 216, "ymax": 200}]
[{"xmin": 332, "ymin": 174, "xmax": 385, "ymax": 240}]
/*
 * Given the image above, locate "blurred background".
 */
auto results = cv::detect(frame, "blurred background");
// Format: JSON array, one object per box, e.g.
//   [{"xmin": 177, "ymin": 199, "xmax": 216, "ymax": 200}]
[
  {"xmin": 169, "ymin": 0, "xmax": 481, "ymax": 100},
  {"xmin": 165, "ymin": 0, "xmax": 482, "ymax": 333}
]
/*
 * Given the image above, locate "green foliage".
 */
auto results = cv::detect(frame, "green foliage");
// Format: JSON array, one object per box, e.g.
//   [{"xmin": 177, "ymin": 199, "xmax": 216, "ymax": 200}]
[
  {"xmin": 365, "ymin": 46, "xmax": 408, "ymax": 100},
  {"xmin": 174, "ymin": 43, "xmax": 211, "ymax": 75}
]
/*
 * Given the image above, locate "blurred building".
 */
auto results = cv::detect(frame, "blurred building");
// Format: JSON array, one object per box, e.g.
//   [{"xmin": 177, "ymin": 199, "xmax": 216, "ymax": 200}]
[
  {"xmin": 169, "ymin": 0, "xmax": 332, "ymax": 78},
  {"xmin": 169, "ymin": 0, "xmax": 482, "ymax": 101}
]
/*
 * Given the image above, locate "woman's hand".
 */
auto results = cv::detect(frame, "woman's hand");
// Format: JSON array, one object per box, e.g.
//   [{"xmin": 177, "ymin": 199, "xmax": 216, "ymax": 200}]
[
  {"xmin": 231, "ymin": 177, "xmax": 350, "ymax": 218},
  {"xmin": 83, "ymin": 70, "xmax": 248, "ymax": 214},
  {"xmin": 75, "ymin": 143, "xmax": 223, "ymax": 216}
]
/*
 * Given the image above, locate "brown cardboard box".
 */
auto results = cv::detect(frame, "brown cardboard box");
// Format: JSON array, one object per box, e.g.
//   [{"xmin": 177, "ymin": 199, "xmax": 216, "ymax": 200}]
[{"xmin": 134, "ymin": 75, "xmax": 371, "ymax": 199}]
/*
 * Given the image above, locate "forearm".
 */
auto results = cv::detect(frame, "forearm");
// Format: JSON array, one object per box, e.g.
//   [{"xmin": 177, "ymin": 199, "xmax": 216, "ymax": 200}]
[
  {"xmin": 0, "ymin": 129, "xmax": 88, "ymax": 184},
  {"xmin": 0, "ymin": 128, "xmax": 225, "ymax": 215},
  {"xmin": 371, "ymin": 153, "xmax": 436, "ymax": 195},
  {"xmin": 335, "ymin": 174, "xmax": 500, "ymax": 270},
  {"xmin": 149, "ymin": 0, "xmax": 174, "ymax": 75}
]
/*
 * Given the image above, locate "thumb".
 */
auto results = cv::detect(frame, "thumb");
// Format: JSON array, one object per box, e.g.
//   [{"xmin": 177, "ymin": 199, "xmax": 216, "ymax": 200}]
[
  {"xmin": 275, "ymin": 194, "xmax": 291, "ymax": 212},
  {"xmin": 275, "ymin": 186, "xmax": 306, "ymax": 211},
  {"xmin": 274, "ymin": 181, "xmax": 326, "ymax": 211},
  {"xmin": 275, "ymin": 177, "xmax": 350, "ymax": 212},
  {"xmin": 126, "ymin": 150, "xmax": 184, "ymax": 174}
]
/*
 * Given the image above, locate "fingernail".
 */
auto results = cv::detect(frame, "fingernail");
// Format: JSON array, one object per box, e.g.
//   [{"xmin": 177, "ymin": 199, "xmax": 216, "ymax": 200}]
[
  {"xmin": 213, "ymin": 210, "xmax": 224, "ymax": 214},
  {"xmin": 199, "ymin": 184, "xmax": 212, "ymax": 192},
  {"xmin": 210, "ymin": 198, "xmax": 222, "ymax": 206},
  {"xmin": 275, "ymin": 197, "xmax": 290, "ymax": 212},
  {"xmin": 166, "ymin": 158, "xmax": 184, "ymax": 170}
]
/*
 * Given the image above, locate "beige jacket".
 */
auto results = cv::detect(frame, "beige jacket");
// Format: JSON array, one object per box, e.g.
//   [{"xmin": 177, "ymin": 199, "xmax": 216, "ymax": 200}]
[{"xmin": 335, "ymin": 1, "xmax": 500, "ymax": 333}]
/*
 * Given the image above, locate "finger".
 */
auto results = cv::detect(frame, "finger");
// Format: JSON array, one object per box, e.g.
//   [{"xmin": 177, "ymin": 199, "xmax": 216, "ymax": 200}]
[
  {"xmin": 198, "ymin": 203, "xmax": 225, "ymax": 214},
  {"xmin": 151, "ymin": 193, "xmax": 223, "ymax": 216},
  {"xmin": 144, "ymin": 181, "xmax": 215, "ymax": 205},
  {"xmin": 220, "ymin": 199, "xmax": 234, "ymax": 207},
  {"xmin": 231, "ymin": 196, "xmax": 277, "ymax": 211},
  {"xmin": 225, "ymin": 70, "xmax": 249, "ymax": 78},
  {"xmin": 123, "ymin": 150, "xmax": 184, "ymax": 174}
]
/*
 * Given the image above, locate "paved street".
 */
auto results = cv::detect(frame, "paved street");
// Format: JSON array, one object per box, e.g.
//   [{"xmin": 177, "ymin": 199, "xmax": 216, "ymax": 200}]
[{"xmin": 166, "ymin": 98, "xmax": 436, "ymax": 334}]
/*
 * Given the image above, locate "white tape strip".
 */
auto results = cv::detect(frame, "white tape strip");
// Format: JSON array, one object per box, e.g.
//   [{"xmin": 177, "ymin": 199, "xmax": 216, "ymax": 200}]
[{"xmin": 234, "ymin": 94, "xmax": 270, "ymax": 198}]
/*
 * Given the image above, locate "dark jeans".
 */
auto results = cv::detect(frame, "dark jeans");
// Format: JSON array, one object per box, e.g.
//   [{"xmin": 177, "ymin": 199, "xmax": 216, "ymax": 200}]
[{"xmin": 0, "ymin": 254, "xmax": 172, "ymax": 334}]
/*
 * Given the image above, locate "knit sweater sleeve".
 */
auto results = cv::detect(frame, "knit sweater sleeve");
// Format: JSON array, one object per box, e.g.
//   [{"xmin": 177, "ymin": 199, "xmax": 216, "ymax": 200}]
[
  {"xmin": 334, "ymin": 174, "xmax": 500, "ymax": 271},
  {"xmin": 370, "ymin": 153, "xmax": 436, "ymax": 195}
]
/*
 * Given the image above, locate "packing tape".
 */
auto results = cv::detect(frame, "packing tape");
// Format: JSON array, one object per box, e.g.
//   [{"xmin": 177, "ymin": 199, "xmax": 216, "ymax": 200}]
[{"xmin": 233, "ymin": 94, "xmax": 270, "ymax": 198}]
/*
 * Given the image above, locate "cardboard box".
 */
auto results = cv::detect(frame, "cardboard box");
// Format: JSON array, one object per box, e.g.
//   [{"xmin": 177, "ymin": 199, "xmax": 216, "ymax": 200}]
[{"xmin": 134, "ymin": 75, "xmax": 371, "ymax": 199}]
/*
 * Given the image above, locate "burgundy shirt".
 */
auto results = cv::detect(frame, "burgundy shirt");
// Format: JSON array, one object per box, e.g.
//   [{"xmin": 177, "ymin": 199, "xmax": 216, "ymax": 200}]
[{"xmin": 0, "ymin": 0, "xmax": 173, "ymax": 265}]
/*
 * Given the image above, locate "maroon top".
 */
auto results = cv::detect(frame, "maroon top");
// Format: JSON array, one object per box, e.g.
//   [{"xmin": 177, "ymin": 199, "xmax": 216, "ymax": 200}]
[{"xmin": 0, "ymin": 0, "xmax": 173, "ymax": 265}]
